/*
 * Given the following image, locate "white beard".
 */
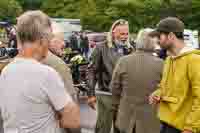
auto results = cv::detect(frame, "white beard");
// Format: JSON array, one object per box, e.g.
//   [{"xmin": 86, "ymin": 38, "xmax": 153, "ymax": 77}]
[{"xmin": 114, "ymin": 39, "xmax": 126, "ymax": 46}]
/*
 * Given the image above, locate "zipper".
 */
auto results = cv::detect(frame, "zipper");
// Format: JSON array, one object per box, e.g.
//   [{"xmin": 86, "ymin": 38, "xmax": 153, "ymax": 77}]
[{"xmin": 162, "ymin": 58, "xmax": 173, "ymax": 97}]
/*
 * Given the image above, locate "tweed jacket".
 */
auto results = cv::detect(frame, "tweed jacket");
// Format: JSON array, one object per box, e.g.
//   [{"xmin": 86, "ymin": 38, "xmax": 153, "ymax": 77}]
[{"xmin": 111, "ymin": 51, "xmax": 163, "ymax": 133}]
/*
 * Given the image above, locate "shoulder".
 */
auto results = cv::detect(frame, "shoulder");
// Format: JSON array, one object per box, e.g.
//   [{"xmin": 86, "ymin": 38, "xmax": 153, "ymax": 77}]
[
  {"xmin": 152, "ymin": 56, "xmax": 164, "ymax": 64},
  {"xmin": 45, "ymin": 54, "xmax": 71, "ymax": 76},
  {"xmin": 45, "ymin": 53, "xmax": 66, "ymax": 66},
  {"xmin": 116, "ymin": 54, "xmax": 138, "ymax": 65},
  {"xmin": 152, "ymin": 56, "xmax": 164, "ymax": 70},
  {"xmin": 116, "ymin": 55, "xmax": 131, "ymax": 67},
  {"xmin": 188, "ymin": 53, "xmax": 200, "ymax": 60},
  {"xmin": 95, "ymin": 43, "xmax": 105, "ymax": 51},
  {"xmin": 187, "ymin": 53, "xmax": 200, "ymax": 68},
  {"xmin": 35, "ymin": 62, "xmax": 61, "ymax": 80}
]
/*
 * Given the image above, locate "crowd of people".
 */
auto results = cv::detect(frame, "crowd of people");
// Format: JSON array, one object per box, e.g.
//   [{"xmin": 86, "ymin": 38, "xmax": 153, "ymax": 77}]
[
  {"xmin": 87, "ymin": 15, "xmax": 200, "ymax": 133},
  {"xmin": 68, "ymin": 31, "xmax": 89, "ymax": 60},
  {"xmin": 0, "ymin": 10, "xmax": 199, "ymax": 133}
]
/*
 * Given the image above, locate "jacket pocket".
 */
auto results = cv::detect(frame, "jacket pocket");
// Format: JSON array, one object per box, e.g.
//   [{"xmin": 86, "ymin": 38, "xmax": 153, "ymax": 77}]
[
  {"xmin": 162, "ymin": 96, "xmax": 179, "ymax": 103},
  {"xmin": 162, "ymin": 96, "xmax": 180, "ymax": 112}
]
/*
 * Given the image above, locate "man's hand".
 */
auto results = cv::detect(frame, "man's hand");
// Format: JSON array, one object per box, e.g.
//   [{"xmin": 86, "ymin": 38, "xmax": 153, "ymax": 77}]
[
  {"xmin": 59, "ymin": 102, "xmax": 80, "ymax": 129},
  {"xmin": 149, "ymin": 95, "xmax": 161, "ymax": 105},
  {"xmin": 182, "ymin": 130, "xmax": 193, "ymax": 133},
  {"xmin": 87, "ymin": 96, "xmax": 96, "ymax": 110}
]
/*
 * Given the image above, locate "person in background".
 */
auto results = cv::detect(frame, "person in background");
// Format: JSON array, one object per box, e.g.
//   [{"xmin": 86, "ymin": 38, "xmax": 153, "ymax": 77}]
[
  {"xmin": 149, "ymin": 32, "xmax": 168, "ymax": 60},
  {"xmin": 111, "ymin": 29, "xmax": 163, "ymax": 133},
  {"xmin": 76, "ymin": 32, "xmax": 81, "ymax": 52},
  {"xmin": 80, "ymin": 32, "xmax": 89, "ymax": 60},
  {"xmin": 43, "ymin": 21, "xmax": 80, "ymax": 133},
  {"xmin": 70, "ymin": 32, "xmax": 79, "ymax": 52},
  {"xmin": 149, "ymin": 17, "xmax": 200, "ymax": 133},
  {"xmin": 8, "ymin": 26, "xmax": 17, "ymax": 48},
  {"xmin": 0, "ymin": 10, "xmax": 80, "ymax": 133},
  {"xmin": 88, "ymin": 19, "xmax": 133, "ymax": 133},
  {"xmin": 43, "ymin": 22, "xmax": 77, "ymax": 101}
]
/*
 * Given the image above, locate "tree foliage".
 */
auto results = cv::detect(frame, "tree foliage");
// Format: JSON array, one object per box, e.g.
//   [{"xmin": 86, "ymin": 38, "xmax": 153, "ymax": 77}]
[
  {"xmin": 17, "ymin": 0, "xmax": 43, "ymax": 11},
  {"xmin": 41, "ymin": 0, "xmax": 81, "ymax": 18},
  {"xmin": 0, "ymin": 0, "xmax": 22, "ymax": 23},
  {"xmin": 1, "ymin": 0, "xmax": 199, "ymax": 32}
]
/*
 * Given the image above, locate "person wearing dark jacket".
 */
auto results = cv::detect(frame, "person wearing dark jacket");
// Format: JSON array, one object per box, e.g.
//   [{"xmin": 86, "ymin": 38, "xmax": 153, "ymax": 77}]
[
  {"xmin": 88, "ymin": 19, "xmax": 133, "ymax": 133},
  {"xmin": 70, "ymin": 32, "xmax": 79, "ymax": 52},
  {"xmin": 80, "ymin": 32, "xmax": 89, "ymax": 59},
  {"xmin": 111, "ymin": 29, "xmax": 163, "ymax": 133}
]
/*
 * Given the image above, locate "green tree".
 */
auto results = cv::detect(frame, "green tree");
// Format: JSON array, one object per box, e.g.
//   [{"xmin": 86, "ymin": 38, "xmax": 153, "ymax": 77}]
[
  {"xmin": 39, "ymin": 0, "xmax": 199, "ymax": 32},
  {"xmin": 80, "ymin": 0, "xmax": 111, "ymax": 31},
  {"xmin": 41, "ymin": 0, "xmax": 81, "ymax": 18},
  {"xmin": 0, "ymin": 0, "xmax": 22, "ymax": 23},
  {"xmin": 188, "ymin": 0, "xmax": 200, "ymax": 30},
  {"xmin": 0, "ymin": 0, "xmax": 198, "ymax": 33},
  {"xmin": 17, "ymin": 0, "xmax": 43, "ymax": 11},
  {"xmin": 110, "ymin": 0, "xmax": 161, "ymax": 32}
]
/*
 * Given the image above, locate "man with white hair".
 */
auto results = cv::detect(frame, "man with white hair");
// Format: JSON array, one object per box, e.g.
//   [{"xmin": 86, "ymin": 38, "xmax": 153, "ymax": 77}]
[
  {"xmin": 88, "ymin": 19, "xmax": 133, "ymax": 133},
  {"xmin": 0, "ymin": 10, "xmax": 80, "ymax": 133},
  {"xmin": 43, "ymin": 22, "xmax": 77, "ymax": 99},
  {"xmin": 43, "ymin": 22, "xmax": 80, "ymax": 133},
  {"xmin": 111, "ymin": 29, "xmax": 163, "ymax": 133}
]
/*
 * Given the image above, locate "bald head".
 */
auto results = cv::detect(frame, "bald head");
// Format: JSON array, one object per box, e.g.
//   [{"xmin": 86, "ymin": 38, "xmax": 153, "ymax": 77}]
[{"xmin": 49, "ymin": 22, "xmax": 65, "ymax": 57}]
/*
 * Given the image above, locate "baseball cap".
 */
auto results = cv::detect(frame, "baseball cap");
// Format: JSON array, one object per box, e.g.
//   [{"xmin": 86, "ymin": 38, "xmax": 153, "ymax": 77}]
[{"xmin": 149, "ymin": 17, "xmax": 185, "ymax": 37}]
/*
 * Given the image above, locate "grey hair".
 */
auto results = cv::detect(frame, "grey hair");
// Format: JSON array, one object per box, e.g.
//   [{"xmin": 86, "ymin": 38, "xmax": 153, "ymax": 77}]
[
  {"xmin": 17, "ymin": 10, "xmax": 52, "ymax": 45},
  {"xmin": 135, "ymin": 29, "xmax": 156, "ymax": 51}
]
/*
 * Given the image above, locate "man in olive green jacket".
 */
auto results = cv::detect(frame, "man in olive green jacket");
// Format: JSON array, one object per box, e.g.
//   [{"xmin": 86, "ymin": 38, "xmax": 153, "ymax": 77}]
[
  {"xmin": 42, "ymin": 22, "xmax": 79, "ymax": 133},
  {"xmin": 43, "ymin": 22, "xmax": 76, "ymax": 98},
  {"xmin": 149, "ymin": 17, "xmax": 200, "ymax": 133}
]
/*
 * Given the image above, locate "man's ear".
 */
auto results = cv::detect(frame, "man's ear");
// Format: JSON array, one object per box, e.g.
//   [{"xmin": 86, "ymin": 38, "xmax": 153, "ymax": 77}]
[
  {"xmin": 168, "ymin": 32, "xmax": 174, "ymax": 40},
  {"xmin": 112, "ymin": 29, "xmax": 116, "ymax": 35}
]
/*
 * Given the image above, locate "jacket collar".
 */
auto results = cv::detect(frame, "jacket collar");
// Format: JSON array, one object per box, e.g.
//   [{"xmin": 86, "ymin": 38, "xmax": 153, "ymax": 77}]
[{"xmin": 171, "ymin": 46, "xmax": 195, "ymax": 59}]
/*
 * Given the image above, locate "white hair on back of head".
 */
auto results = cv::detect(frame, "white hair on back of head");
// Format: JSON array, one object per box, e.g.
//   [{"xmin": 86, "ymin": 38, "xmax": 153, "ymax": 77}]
[{"xmin": 135, "ymin": 28, "xmax": 155, "ymax": 51}]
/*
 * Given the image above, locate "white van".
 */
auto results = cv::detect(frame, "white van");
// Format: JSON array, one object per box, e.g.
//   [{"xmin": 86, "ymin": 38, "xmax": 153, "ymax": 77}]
[{"xmin": 184, "ymin": 29, "xmax": 199, "ymax": 49}]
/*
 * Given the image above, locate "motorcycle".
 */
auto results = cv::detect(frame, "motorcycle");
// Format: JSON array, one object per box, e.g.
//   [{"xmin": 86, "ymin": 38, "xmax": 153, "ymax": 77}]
[{"xmin": 69, "ymin": 52, "xmax": 90, "ymax": 98}]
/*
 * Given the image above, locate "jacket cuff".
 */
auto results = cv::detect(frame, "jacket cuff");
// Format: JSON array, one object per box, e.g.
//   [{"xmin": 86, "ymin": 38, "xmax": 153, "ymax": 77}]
[{"xmin": 184, "ymin": 125, "xmax": 198, "ymax": 133}]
